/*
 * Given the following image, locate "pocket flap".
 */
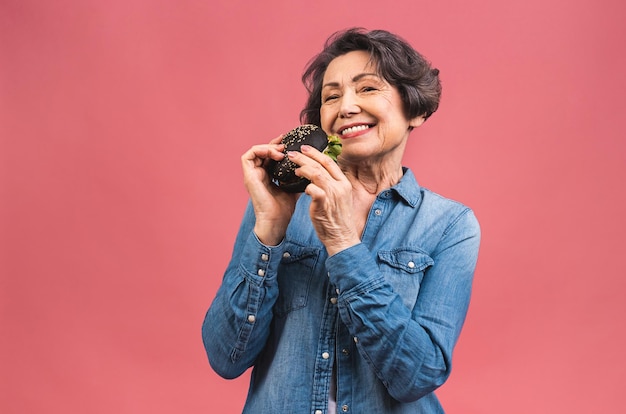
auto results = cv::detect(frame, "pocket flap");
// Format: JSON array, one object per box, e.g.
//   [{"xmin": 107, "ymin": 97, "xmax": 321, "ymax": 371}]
[
  {"xmin": 280, "ymin": 242, "xmax": 320, "ymax": 265},
  {"xmin": 378, "ymin": 249, "xmax": 434, "ymax": 273}
]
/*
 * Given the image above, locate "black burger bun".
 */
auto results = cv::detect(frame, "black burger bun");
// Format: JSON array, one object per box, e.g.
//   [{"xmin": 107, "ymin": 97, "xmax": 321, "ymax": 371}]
[{"xmin": 265, "ymin": 124, "xmax": 328, "ymax": 193}]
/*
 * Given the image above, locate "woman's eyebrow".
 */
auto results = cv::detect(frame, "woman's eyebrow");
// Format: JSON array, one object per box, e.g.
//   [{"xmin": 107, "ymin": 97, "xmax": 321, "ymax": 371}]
[
  {"xmin": 352, "ymin": 72, "xmax": 380, "ymax": 82},
  {"xmin": 322, "ymin": 72, "xmax": 381, "ymax": 89}
]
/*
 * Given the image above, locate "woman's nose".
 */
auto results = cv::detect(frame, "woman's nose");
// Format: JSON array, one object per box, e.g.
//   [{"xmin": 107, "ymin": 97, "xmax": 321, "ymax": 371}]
[{"xmin": 338, "ymin": 92, "xmax": 360, "ymax": 118}]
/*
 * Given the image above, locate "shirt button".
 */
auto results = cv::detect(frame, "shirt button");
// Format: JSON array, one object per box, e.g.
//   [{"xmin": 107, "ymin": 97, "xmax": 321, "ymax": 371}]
[
  {"xmin": 336, "ymin": 288, "xmax": 340, "ymax": 294},
  {"xmin": 322, "ymin": 352, "xmax": 330, "ymax": 359},
  {"xmin": 342, "ymin": 348, "xmax": 349, "ymax": 356},
  {"xmin": 247, "ymin": 315, "xmax": 255, "ymax": 323},
  {"xmin": 257, "ymin": 269, "xmax": 265, "ymax": 277},
  {"xmin": 342, "ymin": 405, "xmax": 349, "ymax": 412},
  {"xmin": 282, "ymin": 252, "xmax": 291, "ymax": 258},
  {"xmin": 353, "ymin": 336, "xmax": 358, "ymax": 343},
  {"xmin": 408, "ymin": 261, "xmax": 415, "ymax": 268},
  {"xmin": 261, "ymin": 253, "xmax": 269, "ymax": 261},
  {"xmin": 330, "ymin": 297, "xmax": 338, "ymax": 305},
  {"xmin": 315, "ymin": 410, "xmax": 323, "ymax": 414},
  {"xmin": 374, "ymin": 209, "xmax": 382, "ymax": 216}
]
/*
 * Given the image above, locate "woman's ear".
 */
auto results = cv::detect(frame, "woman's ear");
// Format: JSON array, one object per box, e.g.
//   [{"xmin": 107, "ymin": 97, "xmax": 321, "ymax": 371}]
[{"xmin": 409, "ymin": 115, "xmax": 426, "ymax": 129}]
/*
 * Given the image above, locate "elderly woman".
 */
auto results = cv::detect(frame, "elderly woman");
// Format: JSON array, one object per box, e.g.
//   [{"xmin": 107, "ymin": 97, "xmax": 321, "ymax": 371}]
[{"xmin": 202, "ymin": 28, "xmax": 481, "ymax": 413}]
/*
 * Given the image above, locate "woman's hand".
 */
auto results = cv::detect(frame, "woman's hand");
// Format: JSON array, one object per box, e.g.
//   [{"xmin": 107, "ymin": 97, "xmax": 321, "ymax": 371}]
[
  {"xmin": 241, "ymin": 135, "xmax": 298, "ymax": 245},
  {"xmin": 287, "ymin": 145, "xmax": 360, "ymax": 255}
]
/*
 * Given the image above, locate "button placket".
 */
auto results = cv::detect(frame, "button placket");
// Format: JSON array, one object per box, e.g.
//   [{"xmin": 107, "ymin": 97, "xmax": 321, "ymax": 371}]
[{"xmin": 256, "ymin": 251, "xmax": 270, "ymax": 279}]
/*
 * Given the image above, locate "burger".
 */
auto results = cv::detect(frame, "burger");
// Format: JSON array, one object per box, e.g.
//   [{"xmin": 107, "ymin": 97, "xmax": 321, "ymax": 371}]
[{"xmin": 265, "ymin": 124, "xmax": 342, "ymax": 193}]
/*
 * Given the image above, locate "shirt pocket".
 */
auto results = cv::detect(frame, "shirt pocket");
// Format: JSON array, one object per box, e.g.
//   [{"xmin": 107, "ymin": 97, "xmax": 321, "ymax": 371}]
[
  {"xmin": 377, "ymin": 248, "xmax": 434, "ymax": 309},
  {"xmin": 273, "ymin": 242, "xmax": 321, "ymax": 318}
]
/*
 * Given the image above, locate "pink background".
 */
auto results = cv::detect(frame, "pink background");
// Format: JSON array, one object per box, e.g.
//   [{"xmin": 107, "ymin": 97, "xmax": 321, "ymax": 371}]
[{"xmin": 2, "ymin": 0, "xmax": 625, "ymax": 412}]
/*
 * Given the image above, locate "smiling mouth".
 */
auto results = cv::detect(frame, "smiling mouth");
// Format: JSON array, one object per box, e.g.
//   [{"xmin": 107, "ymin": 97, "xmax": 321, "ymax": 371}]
[{"xmin": 340, "ymin": 124, "xmax": 372, "ymax": 136}]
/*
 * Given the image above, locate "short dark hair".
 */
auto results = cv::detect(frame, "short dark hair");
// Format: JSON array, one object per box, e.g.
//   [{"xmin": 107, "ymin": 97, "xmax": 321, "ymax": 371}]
[{"xmin": 300, "ymin": 28, "xmax": 442, "ymax": 127}]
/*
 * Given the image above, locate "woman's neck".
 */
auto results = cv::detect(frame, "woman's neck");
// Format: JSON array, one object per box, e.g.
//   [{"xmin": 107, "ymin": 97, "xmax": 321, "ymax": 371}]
[{"xmin": 343, "ymin": 163, "xmax": 404, "ymax": 195}]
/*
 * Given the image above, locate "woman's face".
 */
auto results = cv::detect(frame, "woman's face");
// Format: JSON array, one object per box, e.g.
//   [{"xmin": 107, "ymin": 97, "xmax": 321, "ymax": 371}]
[{"xmin": 320, "ymin": 50, "xmax": 424, "ymax": 165}]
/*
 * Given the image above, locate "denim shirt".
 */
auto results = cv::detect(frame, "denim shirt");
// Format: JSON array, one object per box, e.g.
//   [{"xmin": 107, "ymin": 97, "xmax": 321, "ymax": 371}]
[{"xmin": 202, "ymin": 168, "xmax": 480, "ymax": 413}]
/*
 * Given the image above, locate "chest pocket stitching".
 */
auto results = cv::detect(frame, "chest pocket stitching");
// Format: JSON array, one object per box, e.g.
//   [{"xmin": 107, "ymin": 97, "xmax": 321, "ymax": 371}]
[
  {"xmin": 274, "ymin": 242, "xmax": 321, "ymax": 317},
  {"xmin": 377, "ymin": 249, "xmax": 433, "ymax": 310},
  {"xmin": 280, "ymin": 247, "xmax": 319, "ymax": 264},
  {"xmin": 377, "ymin": 249, "xmax": 434, "ymax": 274}
]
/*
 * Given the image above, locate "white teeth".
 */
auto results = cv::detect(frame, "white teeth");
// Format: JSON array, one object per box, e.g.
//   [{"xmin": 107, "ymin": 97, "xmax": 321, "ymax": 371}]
[{"xmin": 341, "ymin": 125, "xmax": 369, "ymax": 135}]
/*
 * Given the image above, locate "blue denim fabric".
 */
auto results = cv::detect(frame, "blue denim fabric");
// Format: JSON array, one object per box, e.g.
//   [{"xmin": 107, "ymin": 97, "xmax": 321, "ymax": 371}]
[{"xmin": 202, "ymin": 168, "xmax": 480, "ymax": 413}]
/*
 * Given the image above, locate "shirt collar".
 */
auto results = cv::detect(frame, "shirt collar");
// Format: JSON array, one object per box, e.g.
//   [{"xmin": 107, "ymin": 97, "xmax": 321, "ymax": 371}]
[{"xmin": 390, "ymin": 167, "xmax": 421, "ymax": 207}]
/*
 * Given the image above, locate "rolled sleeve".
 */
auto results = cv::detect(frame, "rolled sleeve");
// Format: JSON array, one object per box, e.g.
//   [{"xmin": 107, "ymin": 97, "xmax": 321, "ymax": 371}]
[
  {"xmin": 202, "ymin": 206, "xmax": 285, "ymax": 379},
  {"xmin": 325, "ymin": 210, "xmax": 480, "ymax": 402},
  {"xmin": 326, "ymin": 243, "xmax": 384, "ymax": 295}
]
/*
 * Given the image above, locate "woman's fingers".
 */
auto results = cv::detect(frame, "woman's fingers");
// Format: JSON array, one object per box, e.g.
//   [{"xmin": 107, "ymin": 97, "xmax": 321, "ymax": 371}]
[
  {"xmin": 239, "ymin": 134, "xmax": 298, "ymax": 245},
  {"xmin": 242, "ymin": 139, "xmax": 284, "ymax": 165},
  {"xmin": 285, "ymin": 144, "xmax": 358, "ymax": 254},
  {"xmin": 300, "ymin": 144, "xmax": 344, "ymax": 179},
  {"xmin": 286, "ymin": 145, "xmax": 345, "ymax": 188},
  {"xmin": 240, "ymin": 136, "xmax": 285, "ymax": 179}
]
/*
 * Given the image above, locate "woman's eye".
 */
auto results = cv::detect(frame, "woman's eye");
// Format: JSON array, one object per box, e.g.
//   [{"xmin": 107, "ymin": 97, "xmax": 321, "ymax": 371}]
[
  {"xmin": 362, "ymin": 86, "xmax": 377, "ymax": 92},
  {"xmin": 323, "ymin": 95, "xmax": 339, "ymax": 102}
]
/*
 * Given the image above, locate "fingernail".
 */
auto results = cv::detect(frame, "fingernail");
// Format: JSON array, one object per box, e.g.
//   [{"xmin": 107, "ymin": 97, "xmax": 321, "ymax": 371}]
[
  {"xmin": 300, "ymin": 145, "xmax": 311, "ymax": 152},
  {"xmin": 287, "ymin": 151, "xmax": 297, "ymax": 158}
]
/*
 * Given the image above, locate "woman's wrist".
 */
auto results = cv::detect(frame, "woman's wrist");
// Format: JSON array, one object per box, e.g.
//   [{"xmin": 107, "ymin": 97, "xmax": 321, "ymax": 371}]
[
  {"xmin": 253, "ymin": 223, "xmax": 287, "ymax": 247},
  {"xmin": 324, "ymin": 237, "xmax": 361, "ymax": 257}
]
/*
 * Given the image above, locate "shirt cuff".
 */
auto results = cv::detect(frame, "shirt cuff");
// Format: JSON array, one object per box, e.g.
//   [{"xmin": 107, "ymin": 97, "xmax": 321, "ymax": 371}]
[
  {"xmin": 326, "ymin": 243, "xmax": 384, "ymax": 294},
  {"xmin": 239, "ymin": 231, "xmax": 285, "ymax": 286}
]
